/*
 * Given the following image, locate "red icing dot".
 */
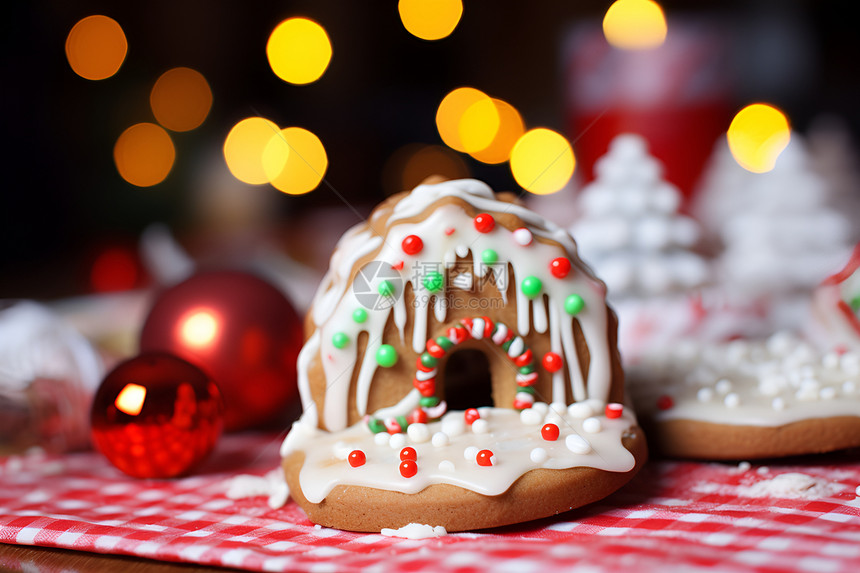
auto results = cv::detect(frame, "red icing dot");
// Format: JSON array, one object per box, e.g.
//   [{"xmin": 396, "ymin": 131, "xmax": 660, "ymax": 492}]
[
  {"xmin": 656, "ymin": 395, "xmax": 674, "ymax": 411},
  {"xmin": 402, "ymin": 235, "xmax": 423, "ymax": 255},
  {"xmin": 348, "ymin": 450, "xmax": 366, "ymax": 467},
  {"xmin": 400, "ymin": 447, "xmax": 417, "ymax": 461},
  {"xmin": 391, "ymin": 260, "xmax": 404, "ymax": 271},
  {"xmin": 550, "ymin": 257, "xmax": 571, "ymax": 279},
  {"xmin": 476, "ymin": 449, "xmax": 494, "ymax": 466},
  {"xmin": 474, "ymin": 213, "xmax": 495, "ymax": 233},
  {"xmin": 444, "ymin": 227, "xmax": 456, "ymax": 236},
  {"xmin": 400, "ymin": 459, "xmax": 418, "ymax": 478},
  {"xmin": 605, "ymin": 403, "xmax": 624, "ymax": 418},
  {"xmin": 542, "ymin": 352, "xmax": 563, "ymax": 373},
  {"xmin": 541, "ymin": 423, "xmax": 560, "ymax": 441},
  {"xmin": 464, "ymin": 408, "xmax": 481, "ymax": 425}
]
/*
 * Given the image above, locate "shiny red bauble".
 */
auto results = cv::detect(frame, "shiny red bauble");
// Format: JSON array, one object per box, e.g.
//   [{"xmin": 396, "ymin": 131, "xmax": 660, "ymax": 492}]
[
  {"xmin": 139, "ymin": 270, "xmax": 303, "ymax": 432},
  {"xmin": 90, "ymin": 352, "xmax": 223, "ymax": 478}
]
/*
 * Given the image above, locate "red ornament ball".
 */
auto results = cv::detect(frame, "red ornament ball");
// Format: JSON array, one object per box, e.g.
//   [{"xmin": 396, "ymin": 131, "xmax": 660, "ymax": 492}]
[
  {"xmin": 400, "ymin": 447, "xmax": 417, "ymax": 461},
  {"xmin": 348, "ymin": 450, "xmax": 366, "ymax": 467},
  {"xmin": 464, "ymin": 408, "xmax": 481, "ymax": 425},
  {"xmin": 541, "ymin": 423, "xmax": 560, "ymax": 441},
  {"xmin": 473, "ymin": 213, "xmax": 495, "ymax": 233},
  {"xmin": 139, "ymin": 270, "xmax": 303, "ymax": 432},
  {"xmin": 542, "ymin": 352, "xmax": 563, "ymax": 373},
  {"xmin": 90, "ymin": 352, "xmax": 223, "ymax": 479},
  {"xmin": 549, "ymin": 257, "xmax": 571, "ymax": 279},
  {"xmin": 401, "ymin": 235, "xmax": 424, "ymax": 255},
  {"xmin": 400, "ymin": 459, "xmax": 418, "ymax": 478},
  {"xmin": 476, "ymin": 449, "xmax": 495, "ymax": 466}
]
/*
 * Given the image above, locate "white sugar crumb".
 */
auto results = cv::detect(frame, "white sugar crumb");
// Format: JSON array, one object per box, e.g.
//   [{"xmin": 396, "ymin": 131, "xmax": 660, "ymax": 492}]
[
  {"xmin": 225, "ymin": 468, "xmax": 289, "ymax": 508},
  {"xmin": 380, "ymin": 523, "xmax": 447, "ymax": 539},
  {"xmin": 693, "ymin": 472, "xmax": 843, "ymax": 499}
]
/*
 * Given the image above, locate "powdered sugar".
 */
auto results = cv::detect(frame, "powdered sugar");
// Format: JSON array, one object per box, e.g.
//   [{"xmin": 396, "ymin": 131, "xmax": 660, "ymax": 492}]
[
  {"xmin": 224, "ymin": 468, "xmax": 289, "ymax": 509},
  {"xmin": 695, "ymin": 471, "xmax": 844, "ymax": 499}
]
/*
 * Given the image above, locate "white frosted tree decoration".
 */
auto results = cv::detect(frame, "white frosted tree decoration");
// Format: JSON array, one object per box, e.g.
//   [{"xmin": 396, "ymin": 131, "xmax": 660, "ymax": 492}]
[{"xmin": 571, "ymin": 133, "xmax": 709, "ymax": 302}]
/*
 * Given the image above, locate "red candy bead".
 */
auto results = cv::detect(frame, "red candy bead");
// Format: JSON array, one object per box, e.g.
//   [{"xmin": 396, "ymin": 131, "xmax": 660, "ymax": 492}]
[
  {"xmin": 542, "ymin": 352, "xmax": 563, "ymax": 373},
  {"xmin": 407, "ymin": 408, "xmax": 428, "ymax": 424},
  {"xmin": 476, "ymin": 449, "xmax": 495, "ymax": 466},
  {"xmin": 464, "ymin": 408, "xmax": 481, "ymax": 425},
  {"xmin": 550, "ymin": 257, "xmax": 571, "ymax": 279},
  {"xmin": 400, "ymin": 459, "xmax": 418, "ymax": 478},
  {"xmin": 514, "ymin": 349, "xmax": 533, "ymax": 368},
  {"xmin": 348, "ymin": 450, "xmax": 366, "ymax": 467},
  {"xmin": 474, "ymin": 213, "xmax": 495, "ymax": 233},
  {"xmin": 605, "ymin": 403, "xmax": 624, "ymax": 418},
  {"xmin": 400, "ymin": 447, "xmax": 418, "ymax": 461},
  {"xmin": 656, "ymin": 395, "xmax": 674, "ymax": 411},
  {"xmin": 402, "ymin": 235, "xmax": 423, "ymax": 255},
  {"xmin": 541, "ymin": 423, "xmax": 560, "ymax": 441}
]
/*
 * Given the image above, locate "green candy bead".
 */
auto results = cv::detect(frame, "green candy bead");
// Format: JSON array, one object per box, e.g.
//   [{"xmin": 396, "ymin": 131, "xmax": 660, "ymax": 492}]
[
  {"xmin": 376, "ymin": 344, "xmax": 398, "ymax": 367},
  {"xmin": 378, "ymin": 280, "xmax": 395, "ymax": 297},
  {"xmin": 396, "ymin": 415, "xmax": 408, "ymax": 430},
  {"xmin": 419, "ymin": 396, "xmax": 440, "ymax": 408},
  {"xmin": 332, "ymin": 332, "xmax": 350, "ymax": 349},
  {"xmin": 518, "ymin": 364, "xmax": 535, "ymax": 375},
  {"xmin": 368, "ymin": 418, "xmax": 386, "ymax": 433},
  {"xmin": 481, "ymin": 249, "xmax": 498, "ymax": 264},
  {"xmin": 851, "ymin": 295, "xmax": 860, "ymax": 312},
  {"xmin": 436, "ymin": 336, "xmax": 454, "ymax": 350},
  {"xmin": 420, "ymin": 352, "xmax": 438, "ymax": 368},
  {"xmin": 423, "ymin": 271, "xmax": 444, "ymax": 293},
  {"xmin": 564, "ymin": 293, "xmax": 585, "ymax": 315},
  {"xmin": 517, "ymin": 385, "xmax": 537, "ymax": 396},
  {"xmin": 521, "ymin": 276, "xmax": 543, "ymax": 299},
  {"xmin": 352, "ymin": 308, "xmax": 368, "ymax": 323}
]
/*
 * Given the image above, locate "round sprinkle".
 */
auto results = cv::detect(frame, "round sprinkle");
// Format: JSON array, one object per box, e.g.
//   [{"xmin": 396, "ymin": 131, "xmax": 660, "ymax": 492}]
[
  {"xmin": 401, "ymin": 234, "xmax": 423, "ymax": 255},
  {"xmin": 331, "ymin": 332, "xmax": 350, "ymax": 349},
  {"xmin": 464, "ymin": 408, "xmax": 481, "ymax": 425},
  {"xmin": 438, "ymin": 460, "xmax": 455, "ymax": 472},
  {"xmin": 715, "ymin": 379, "xmax": 732, "ymax": 395},
  {"xmin": 656, "ymin": 395, "xmax": 673, "ymax": 411},
  {"xmin": 376, "ymin": 344, "xmax": 398, "ymax": 367},
  {"xmin": 471, "ymin": 419, "xmax": 489, "ymax": 434},
  {"xmin": 407, "ymin": 423, "xmax": 430, "ymax": 443},
  {"xmin": 512, "ymin": 227, "xmax": 533, "ymax": 246},
  {"xmin": 541, "ymin": 423, "xmax": 560, "ymax": 441},
  {"xmin": 389, "ymin": 432, "xmax": 407, "ymax": 449},
  {"xmin": 423, "ymin": 271, "xmax": 444, "ymax": 293},
  {"xmin": 567, "ymin": 402, "xmax": 593, "ymax": 418},
  {"xmin": 378, "ymin": 280, "xmax": 396, "ymax": 297},
  {"xmin": 724, "ymin": 393, "xmax": 740, "ymax": 408},
  {"xmin": 374, "ymin": 432, "xmax": 390, "ymax": 446},
  {"xmin": 582, "ymin": 417, "xmax": 602, "ymax": 434},
  {"xmin": 348, "ymin": 450, "xmax": 366, "ymax": 467},
  {"xmin": 474, "ymin": 213, "xmax": 495, "ymax": 233},
  {"xmin": 463, "ymin": 445, "xmax": 479, "ymax": 461},
  {"xmin": 521, "ymin": 276, "xmax": 543, "ymax": 300},
  {"xmin": 400, "ymin": 459, "xmax": 418, "ymax": 478},
  {"xmin": 481, "ymin": 249, "xmax": 499, "ymax": 264},
  {"xmin": 400, "ymin": 447, "xmax": 417, "ymax": 462},
  {"xmin": 520, "ymin": 408, "xmax": 543, "ymax": 425},
  {"xmin": 549, "ymin": 257, "xmax": 571, "ymax": 279},
  {"xmin": 431, "ymin": 432, "xmax": 450, "ymax": 448},
  {"xmin": 697, "ymin": 387, "xmax": 713, "ymax": 402},
  {"xmin": 476, "ymin": 449, "xmax": 495, "ymax": 466},
  {"xmin": 530, "ymin": 447, "xmax": 548, "ymax": 464},
  {"xmin": 565, "ymin": 434, "xmax": 591, "ymax": 455},
  {"xmin": 564, "ymin": 294, "xmax": 585, "ymax": 315},
  {"xmin": 352, "ymin": 308, "xmax": 368, "ymax": 323},
  {"xmin": 542, "ymin": 352, "xmax": 563, "ymax": 373}
]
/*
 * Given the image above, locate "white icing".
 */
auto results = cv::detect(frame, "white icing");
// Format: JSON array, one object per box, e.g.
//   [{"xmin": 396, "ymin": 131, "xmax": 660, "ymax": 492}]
[{"xmin": 381, "ymin": 523, "xmax": 448, "ymax": 539}]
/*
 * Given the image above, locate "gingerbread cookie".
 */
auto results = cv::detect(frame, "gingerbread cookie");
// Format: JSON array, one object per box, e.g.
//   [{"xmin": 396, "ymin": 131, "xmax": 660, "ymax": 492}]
[{"xmin": 281, "ymin": 179, "xmax": 646, "ymax": 532}]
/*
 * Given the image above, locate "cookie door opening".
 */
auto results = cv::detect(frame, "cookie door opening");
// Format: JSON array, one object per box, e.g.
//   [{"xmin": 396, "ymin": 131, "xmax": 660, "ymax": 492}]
[{"xmin": 443, "ymin": 348, "xmax": 494, "ymax": 411}]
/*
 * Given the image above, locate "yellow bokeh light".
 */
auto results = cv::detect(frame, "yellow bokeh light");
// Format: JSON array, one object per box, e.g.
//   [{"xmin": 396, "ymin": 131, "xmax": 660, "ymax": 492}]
[
  {"xmin": 458, "ymin": 97, "xmax": 501, "ymax": 154},
  {"xmin": 181, "ymin": 310, "xmax": 219, "ymax": 347},
  {"xmin": 509, "ymin": 128, "xmax": 576, "ymax": 195},
  {"xmin": 114, "ymin": 123, "xmax": 175, "ymax": 187},
  {"xmin": 603, "ymin": 0, "xmax": 668, "ymax": 50},
  {"xmin": 150, "ymin": 67, "xmax": 213, "ymax": 132},
  {"xmin": 469, "ymin": 99, "xmax": 525, "ymax": 164},
  {"xmin": 65, "ymin": 15, "xmax": 128, "ymax": 80},
  {"xmin": 115, "ymin": 383, "xmax": 147, "ymax": 416},
  {"xmin": 436, "ymin": 87, "xmax": 496, "ymax": 153},
  {"xmin": 727, "ymin": 103, "xmax": 791, "ymax": 173},
  {"xmin": 266, "ymin": 18, "xmax": 332, "ymax": 85},
  {"xmin": 223, "ymin": 117, "xmax": 281, "ymax": 185},
  {"xmin": 398, "ymin": 0, "xmax": 463, "ymax": 41},
  {"xmin": 262, "ymin": 127, "xmax": 328, "ymax": 195}
]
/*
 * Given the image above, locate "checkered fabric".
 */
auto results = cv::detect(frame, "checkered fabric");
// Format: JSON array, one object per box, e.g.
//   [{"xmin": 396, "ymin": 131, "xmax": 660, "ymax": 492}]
[{"xmin": 2, "ymin": 433, "xmax": 860, "ymax": 573}]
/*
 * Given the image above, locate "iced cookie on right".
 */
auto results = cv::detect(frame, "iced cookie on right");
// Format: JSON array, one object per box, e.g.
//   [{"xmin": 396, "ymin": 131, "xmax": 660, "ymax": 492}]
[{"xmin": 627, "ymin": 331, "xmax": 860, "ymax": 460}]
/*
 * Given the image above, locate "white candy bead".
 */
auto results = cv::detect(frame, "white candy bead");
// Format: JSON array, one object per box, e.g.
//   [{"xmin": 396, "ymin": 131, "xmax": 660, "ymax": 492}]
[
  {"xmin": 431, "ymin": 432, "xmax": 450, "ymax": 448},
  {"xmin": 463, "ymin": 446, "xmax": 478, "ymax": 462},
  {"xmin": 389, "ymin": 433, "xmax": 407, "ymax": 449},
  {"xmin": 520, "ymin": 408, "xmax": 543, "ymax": 425},
  {"xmin": 530, "ymin": 448, "xmax": 548, "ymax": 464},
  {"xmin": 565, "ymin": 434, "xmax": 592, "ymax": 455},
  {"xmin": 568, "ymin": 402, "xmax": 593, "ymax": 418},
  {"xmin": 407, "ymin": 423, "xmax": 430, "ymax": 443},
  {"xmin": 550, "ymin": 402, "xmax": 567, "ymax": 416},
  {"xmin": 471, "ymin": 419, "xmax": 489, "ymax": 434},
  {"xmin": 582, "ymin": 417, "xmax": 602, "ymax": 434},
  {"xmin": 715, "ymin": 379, "xmax": 732, "ymax": 395},
  {"xmin": 531, "ymin": 402, "xmax": 549, "ymax": 415},
  {"xmin": 513, "ymin": 227, "xmax": 533, "ymax": 246},
  {"xmin": 438, "ymin": 460, "xmax": 455, "ymax": 472},
  {"xmin": 724, "ymin": 393, "xmax": 740, "ymax": 408},
  {"xmin": 441, "ymin": 415, "xmax": 465, "ymax": 437},
  {"xmin": 333, "ymin": 441, "xmax": 351, "ymax": 460},
  {"xmin": 697, "ymin": 388, "xmax": 714, "ymax": 403},
  {"xmin": 374, "ymin": 432, "xmax": 391, "ymax": 446}
]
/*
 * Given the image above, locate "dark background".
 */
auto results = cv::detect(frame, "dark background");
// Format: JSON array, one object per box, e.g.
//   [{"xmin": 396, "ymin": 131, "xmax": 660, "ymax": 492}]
[{"xmin": 2, "ymin": 1, "xmax": 858, "ymax": 300}]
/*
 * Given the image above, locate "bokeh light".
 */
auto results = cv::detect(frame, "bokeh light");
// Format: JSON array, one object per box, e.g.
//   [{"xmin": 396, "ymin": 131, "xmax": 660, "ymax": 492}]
[
  {"xmin": 603, "ymin": 0, "xmax": 668, "ymax": 50},
  {"xmin": 509, "ymin": 128, "xmax": 576, "ymax": 195},
  {"xmin": 150, "ymin": 67, "xmax": 213, "ymax": 132},
  {"xmin": 181, "ymin": 310, "xmax": 219, "ymax": 348},
  {"xmin": 114, "ymin": 123, "xmax": 176, "ymax": 187},
  {"xmin": 223, "ymin": 117, "xmax": 281, "ymax": 185},
  {"xmin": 90, "ymin": 246, "xmax": 139, "ymax": 292},
  {"xmin": 382, "ymin": 143, "xmax": 471, "ymax": 195},
  {"xmin": 398, "ymin": 0, "xmax": 463, "ymax": 41},
  {"xmin": 65, "ymin": 15, "xmax": 128, "ymax": 80},
  {"xmin": 266, "ymin": 18, "xmax": 332, "ymax": 85},
  {"xmin": 436, "ymin": 87, "xmax": 498, "ymax": 153},
  {"xmin": 469, "ymin": 99, "xmax": 525, "ymax": 164},
  {"xmin": 115, "ymin": 383, "xmax": 147, "ymax": 416},
  {"xmin": 262, "ymin": 127, "xmax": 328, "ymax": 195},
  {"xmin": 727, "ymin": 103, "xmax": 791, "ymax": 173}
]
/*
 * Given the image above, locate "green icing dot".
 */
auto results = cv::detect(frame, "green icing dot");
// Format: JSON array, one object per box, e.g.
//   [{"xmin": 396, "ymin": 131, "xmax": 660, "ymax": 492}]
[
  {"xmin": 481, "ymin": 249, "xmax": 498, "ymax": 264},
  {"xmin": 352, "ymin": 308, "xmax": 368, "ymax": 323},
  {"xmin": 423, "ymin": 271, "xmax": 444, "ymax": 293},
  {"xmin": 331, "ymin": 332, "xmax": 350, "ymax": 349},
  {"xmin": 521, "ymin": 276, "xmax": 543, "ymax": 299},
  {"xmin": 378, "ymin": 280, "xmax": 395, "ymax": 297},
  {"xmin": 376, "ymin": 344, "xmax": 398, "ymax": 367},
  {"xmin": 565, "ymin": 293, "xmax": 585, "ymax": 315}
]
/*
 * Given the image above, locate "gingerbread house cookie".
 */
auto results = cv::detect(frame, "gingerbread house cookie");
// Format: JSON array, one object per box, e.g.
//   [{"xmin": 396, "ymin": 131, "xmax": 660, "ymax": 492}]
[{"xmin": 280, "ymin": 179, "xmax": 646, "ymax": 532}]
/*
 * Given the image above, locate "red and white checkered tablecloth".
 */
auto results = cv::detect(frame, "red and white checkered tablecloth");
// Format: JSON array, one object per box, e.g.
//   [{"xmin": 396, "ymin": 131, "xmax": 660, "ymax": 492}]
[{"xmin": 2, "ymin": 433, "xmax": 860, "ymax": 573}]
